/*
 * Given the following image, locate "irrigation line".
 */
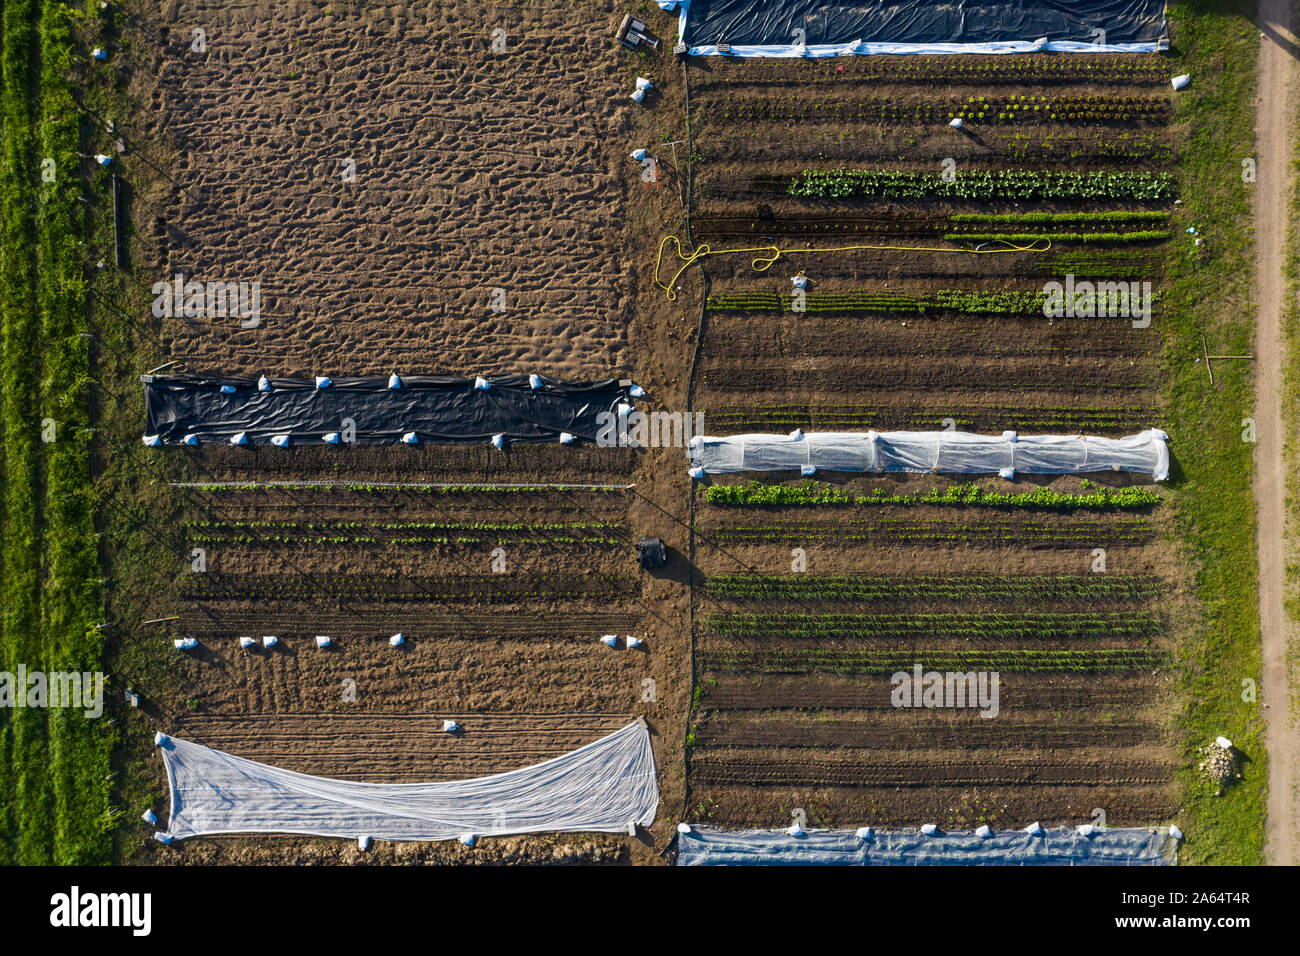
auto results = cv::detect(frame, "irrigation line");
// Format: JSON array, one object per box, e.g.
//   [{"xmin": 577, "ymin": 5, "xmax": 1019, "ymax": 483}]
[
  {"xmin": 681, "ymin": 54, "xmax": 699, "ymax": 825},
  {"xmin": 169, "ymin": 481, "xmax": 636, "ymax": 491}
]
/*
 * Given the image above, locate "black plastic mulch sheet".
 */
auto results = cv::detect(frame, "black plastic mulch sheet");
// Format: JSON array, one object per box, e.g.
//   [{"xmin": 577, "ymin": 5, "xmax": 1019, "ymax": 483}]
[
  {"xmin": 142, "ymin": 374, "xmax": 633, "ymax": 446},
  {"xmin": 680, "ymin": 0, "xmax": 1168, "ymax": 47}
]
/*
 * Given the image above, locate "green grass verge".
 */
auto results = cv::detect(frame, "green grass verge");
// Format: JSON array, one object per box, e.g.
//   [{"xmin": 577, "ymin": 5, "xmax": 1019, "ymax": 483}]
[
  {"xmin": 0, "ymin": 0, "xmax": 113, "ymax": 866},
  {"xmin": 1163, "ymin": 1, "xmax": 1267, "ymax": 864}
]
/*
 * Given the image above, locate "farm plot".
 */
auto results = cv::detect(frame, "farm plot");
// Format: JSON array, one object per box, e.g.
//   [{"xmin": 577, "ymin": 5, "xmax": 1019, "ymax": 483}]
[
  {"xmin": 135, "ymin": 470, "xmax": 666, "ymax": 790},
  {"xmin": 134, "ymin": 1, "xmax": 635, "ymax": 377},
  {"xmin": 101, "ymin": 0, "xmax": 686, "ymax": 864},
  {"xmin": 683, "ymin": 52, "xmax": 1181, "ymax": 831}
]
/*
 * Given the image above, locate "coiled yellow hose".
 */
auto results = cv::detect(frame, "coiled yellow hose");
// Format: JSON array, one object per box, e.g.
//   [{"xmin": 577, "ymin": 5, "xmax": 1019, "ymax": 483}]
[{"xmin": 654, "ymin": 235, "xmax": 1052, "ymax": 301}]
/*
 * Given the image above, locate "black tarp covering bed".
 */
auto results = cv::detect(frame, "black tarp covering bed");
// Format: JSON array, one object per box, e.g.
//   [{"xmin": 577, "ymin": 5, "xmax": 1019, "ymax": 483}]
[
  {"xmin": 677, "ymin": 0, "xmax": 1168, "ymax": 48},
  {"xmin": 143, "ymin": 374, "xmax": 632, "ymax": 446}
]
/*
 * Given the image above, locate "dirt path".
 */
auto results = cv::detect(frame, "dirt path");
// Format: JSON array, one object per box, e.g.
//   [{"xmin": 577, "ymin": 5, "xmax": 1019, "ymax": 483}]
[{"xmin": 1253, "ymin": 0, "xmax": 1299, "ymax": 867}]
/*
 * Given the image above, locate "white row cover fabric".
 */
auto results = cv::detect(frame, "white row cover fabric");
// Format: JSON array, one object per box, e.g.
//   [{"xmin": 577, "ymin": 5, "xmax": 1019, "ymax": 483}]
[
  {"xmin": 154, "ymin": 721, "xmax": 658, "ymax": 843},
  {"xmin": 687, "ymin": 429, "xmax": 1170, "ymax": 481},
  {"xmin": 676, "ymin": 825, "xmax": 1179, "ymax": 865}
]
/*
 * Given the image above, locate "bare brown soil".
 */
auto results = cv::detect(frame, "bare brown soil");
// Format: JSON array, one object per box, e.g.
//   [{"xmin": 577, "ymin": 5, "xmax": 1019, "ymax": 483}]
[{"xmin": 139, "ymin": 1, "xmax": 637, "ymax": 378}]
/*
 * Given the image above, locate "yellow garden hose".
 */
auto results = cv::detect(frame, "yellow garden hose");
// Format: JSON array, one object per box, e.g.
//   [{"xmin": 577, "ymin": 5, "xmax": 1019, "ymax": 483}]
[{"xmin": 653, "ymin": 234, "xmax": 1052, "ymax": 301}]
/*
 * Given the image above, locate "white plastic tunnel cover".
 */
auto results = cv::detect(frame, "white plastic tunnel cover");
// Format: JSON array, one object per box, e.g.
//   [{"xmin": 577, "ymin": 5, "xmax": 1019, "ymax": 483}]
[
  {"xmin": 152, "ymin": 720, "xmax": 658, "ymax": 842},
  {"xmin": 687, "ymin": 429, "xmax": 1170, "ymax": 481},
  {"xmin": 675, "ymin": 825, "xmax": 1180, "ymax": 865}
]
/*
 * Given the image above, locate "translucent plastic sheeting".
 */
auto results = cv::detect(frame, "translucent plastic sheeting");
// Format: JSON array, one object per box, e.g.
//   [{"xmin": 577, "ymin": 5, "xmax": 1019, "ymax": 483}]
[
  {"xmin": 142, "ymin": 373, "xmax": 632, "ymax": 446},
  {"xmin": 154, "ymin": 721, "xmax": 658, "ymax": 843},
  {"xmin": 655, "ymin": 0, "xmax": 1168, "ymax": 54},
  {"xmin": 676, "ymin": 826, "xmax": 1179, "ymax": 866},
  {"xmin": 688, "ymin": 429, "xmax": 1170, "ymax": 481}
]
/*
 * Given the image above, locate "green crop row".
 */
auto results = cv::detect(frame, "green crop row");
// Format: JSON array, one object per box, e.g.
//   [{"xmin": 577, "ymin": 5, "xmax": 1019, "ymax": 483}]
[
  {"xmin": 705, "ymin": 611, "xmax": 1163, "ymax": 641},
  {"xmin": 704, "ymin": 482, "xmax": 1161, "ymax": 511},
  {"xmin": 698, "ymin": 647, "xmax": 1168, "ymax": 674},
  {"xmin": 951, "ymin": 210, "xmax": 1169, "ymax": 225},
  {"xmin": 704, "ymin": 574, "xmax": 1162, "ymax": 603},
  {"xmin": 712, "ymin": 518, "xmax": 1152, "ymax": 546},
  {"xmin": 787, "ymin": 169, "xmax": 1175, "ymax": 201},
  {"xmin": 944, "ymin": 230, "xmax": 1171, "ymax": 244},
  {"xmin": 708, "ymin": 289, "xmax": 1048, "ymax": 314},
  {"xmin": 188, "ymin": 482, "xmax": 628, "ymax": 495}
]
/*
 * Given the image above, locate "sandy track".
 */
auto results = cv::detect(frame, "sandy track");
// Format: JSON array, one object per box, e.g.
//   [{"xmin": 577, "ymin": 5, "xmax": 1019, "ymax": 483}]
[{"xmin": 1254, "ymin": 0, "xmax": 1300, "ymax": 866}]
